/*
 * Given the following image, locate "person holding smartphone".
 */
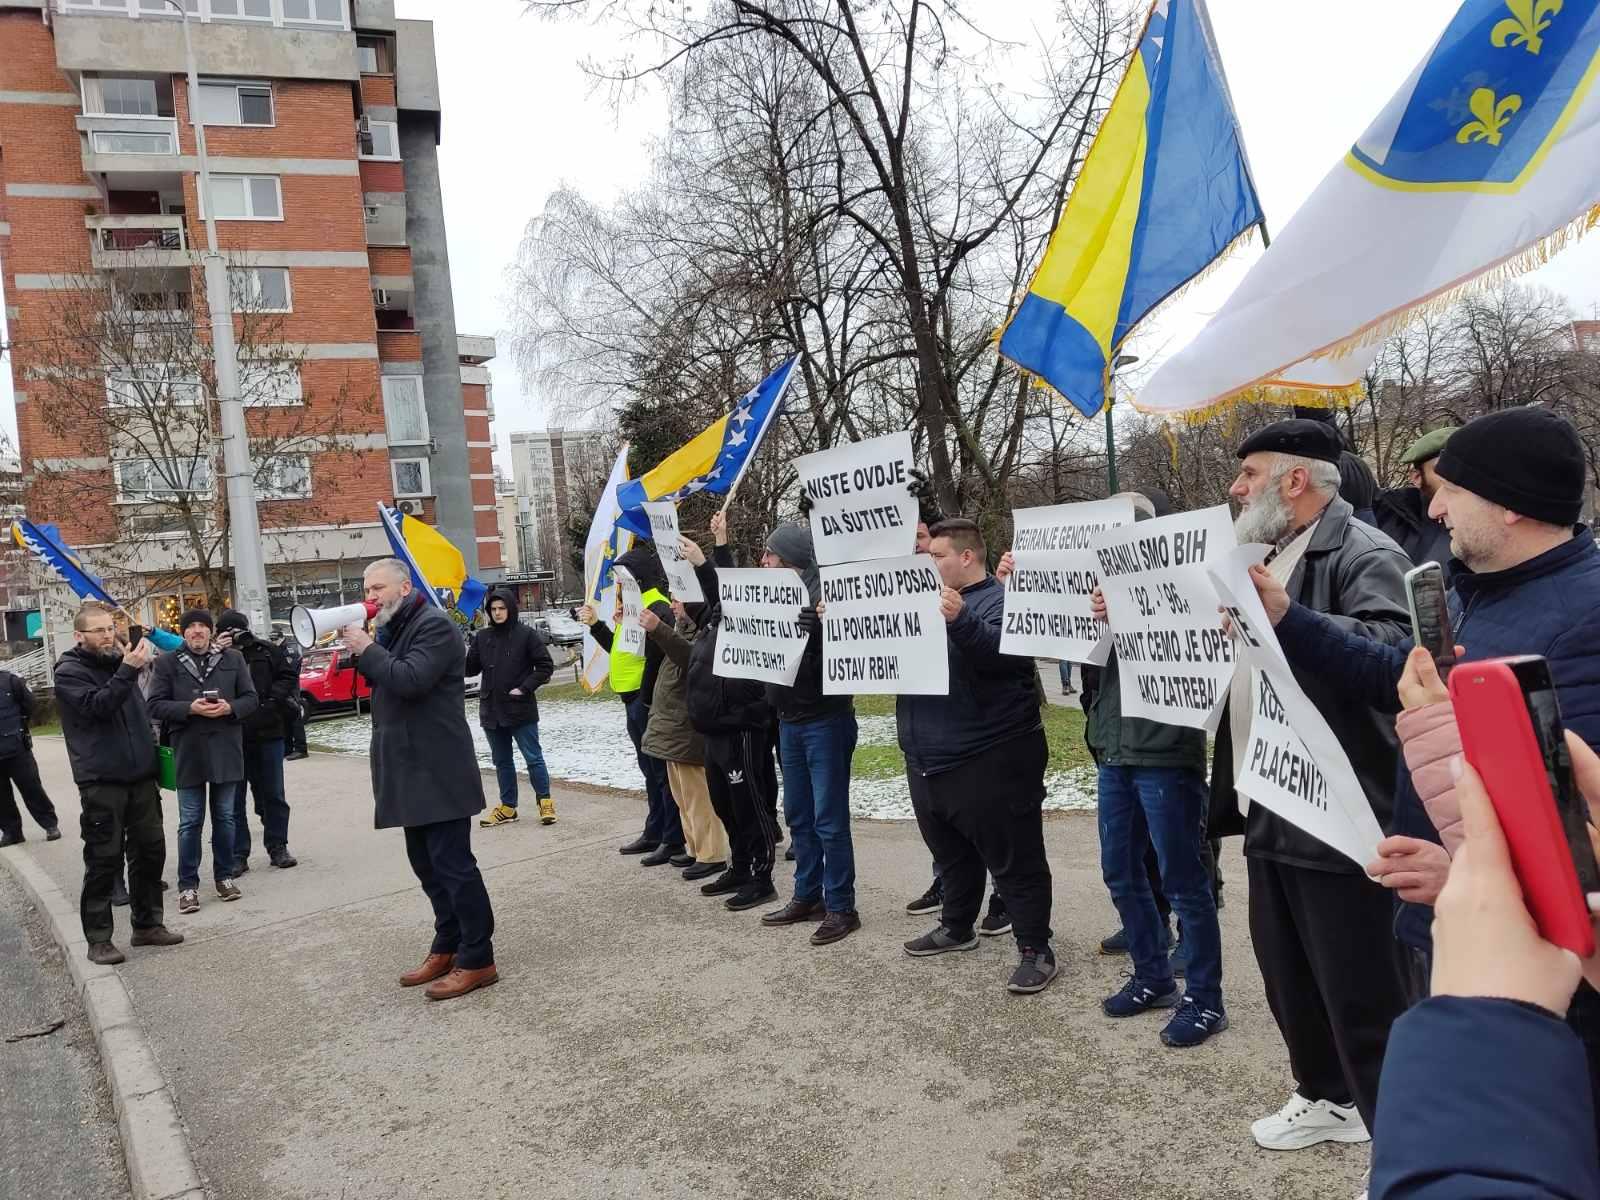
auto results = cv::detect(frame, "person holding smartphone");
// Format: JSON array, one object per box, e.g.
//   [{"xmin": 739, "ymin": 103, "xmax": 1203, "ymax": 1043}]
[{"xmin": 147, "ymin": 608, "xmax": 259, "ymax": 914}]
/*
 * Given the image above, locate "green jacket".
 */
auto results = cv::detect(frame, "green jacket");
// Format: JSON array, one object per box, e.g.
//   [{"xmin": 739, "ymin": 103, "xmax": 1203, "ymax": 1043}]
[
  {"xmin": 1084, "ymin": 653, "xmax": 1206, "ymax": 771},
  {"xmin": 640, "ymin": 616, "xmax": 704, "ymax": 765}
]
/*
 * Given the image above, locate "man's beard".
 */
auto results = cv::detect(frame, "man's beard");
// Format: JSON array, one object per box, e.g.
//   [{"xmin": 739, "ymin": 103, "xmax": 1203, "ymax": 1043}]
[
  {"xmin": 373, "ymin": 593, "xmax": 406, "ymax": 626},
  {"xmin": 91, "ymin": 644, "xmax": 124, "ymax": 664},
  {"xmin": 1234, "ymin": 484, "xmax": 1294, "ymax": 545}
]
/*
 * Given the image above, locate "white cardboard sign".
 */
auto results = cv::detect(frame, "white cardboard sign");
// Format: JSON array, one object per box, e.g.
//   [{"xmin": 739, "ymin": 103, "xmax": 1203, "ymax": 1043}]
[
  {"xmin": 1001, "ymin": 496, "xmax": 1135, "ymax": 664},
  {"xmin": 819, "ymin": 554, "xmax": 948, "ymax": 695},
  {"xmin": 1208, "ymin": 544, "xmax": 1385, "ymax": 869},
  {"xmin": 642, "ymin": 501, "xmax": 704, "ymax": 603},
  {"xmin": 711, "ymin": 568, "xmax": 811, "ymax": 687},
  {"xmin": 794, "ymin": 431, "xmax": 919, "ymax": 566},
  {"xmin": 614, "ymin": 569, "xmax": 646, "ymax": 658}
]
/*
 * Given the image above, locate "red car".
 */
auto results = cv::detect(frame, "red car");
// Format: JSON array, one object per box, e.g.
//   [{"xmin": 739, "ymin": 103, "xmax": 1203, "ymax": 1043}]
[{"xmin": 298, "ymin": 640, "xmax": 480, "ymax": 717}]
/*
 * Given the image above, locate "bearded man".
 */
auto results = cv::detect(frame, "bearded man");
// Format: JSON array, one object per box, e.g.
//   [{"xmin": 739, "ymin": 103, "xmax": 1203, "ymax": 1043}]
[
  {"xmin": 344, "ymin": 558, "xmax": 500, "ymax": 1002},
  {"xmin": 1215, "ymin": 420, "xmax": 1414, "ymax": 1156}
]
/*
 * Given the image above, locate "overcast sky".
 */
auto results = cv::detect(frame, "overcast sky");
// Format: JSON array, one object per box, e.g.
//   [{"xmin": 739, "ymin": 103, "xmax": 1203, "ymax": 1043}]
[{"xmin": 3, "ymin": 0, "xmax": 1598, "ymax": 468}]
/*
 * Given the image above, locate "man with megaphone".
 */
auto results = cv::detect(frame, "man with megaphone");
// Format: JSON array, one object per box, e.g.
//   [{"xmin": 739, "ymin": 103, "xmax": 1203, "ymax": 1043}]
[{"xmin": 341, "ymin": 558, "xmax": 500, "ymax": 1002}]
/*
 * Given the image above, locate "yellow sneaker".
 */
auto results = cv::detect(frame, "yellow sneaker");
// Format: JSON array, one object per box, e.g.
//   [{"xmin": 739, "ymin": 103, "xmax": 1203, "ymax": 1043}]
[
  {"xmin": 480, "ymin": 804, "xmax": 519, "ymax": 828},
  {"xmin": 538, "ymin": 796, "xmax": 556, "ymax": 825}
]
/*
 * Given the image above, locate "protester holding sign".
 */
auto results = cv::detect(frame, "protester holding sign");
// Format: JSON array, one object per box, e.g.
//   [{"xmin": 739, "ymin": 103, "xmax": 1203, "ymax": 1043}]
[
  {"xmin": 756, "ymin": 522, "xmax": 860, "ymax": 946},
  {"xmin": 899, "ymin": 519, "xmax": 1056, "ymax": 995},
  {"xmin": 1217, "ymin": 418, "xmax": 1412, "ymax": 1153},
  {"xmin": 793, "ymin": 431, "xmax": 919, "ymax": 566}
]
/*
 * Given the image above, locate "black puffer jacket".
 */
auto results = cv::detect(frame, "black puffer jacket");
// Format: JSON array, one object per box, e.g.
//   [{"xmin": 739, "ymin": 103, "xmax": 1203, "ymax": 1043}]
[
  {"xmin": 684, "ymin": 550, "xmax": 773, "ymax": 735},
  {"xmin": 1375, "ymin": 486, "xmax": 1452, "ymax": 577},
  {"xmin": 465, "ymin": 586, "xmax": 555, "ymax": 729},
  {"xmin": 235, "ymin": 634, "xmax": 296, "ymax": 742},
  {"xmin": 53, "ymin": 647, "xmax": 159, "ymax": 786}
]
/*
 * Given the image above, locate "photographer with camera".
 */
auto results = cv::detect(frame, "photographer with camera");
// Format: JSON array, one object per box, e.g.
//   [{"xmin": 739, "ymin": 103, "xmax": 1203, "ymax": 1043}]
[{"xmin": 216, "ymin": 610, "xmax": 299, "ymax": 874}]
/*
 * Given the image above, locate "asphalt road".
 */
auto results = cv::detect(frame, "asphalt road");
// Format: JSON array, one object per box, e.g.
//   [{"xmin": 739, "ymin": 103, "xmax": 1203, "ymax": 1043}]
[{"xmin": 0, "ymin": 867, "xmax": 130, "ymax": 1200}]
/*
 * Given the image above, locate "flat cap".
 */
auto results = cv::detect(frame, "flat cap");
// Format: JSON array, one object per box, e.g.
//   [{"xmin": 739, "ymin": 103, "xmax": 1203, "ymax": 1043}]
[
  {"xmin": 1398, "ymin": 426, "xmax": 1458, "ymax": 465},
  {"xmin": 1236, "ymin": 418, "xmax": 1343, "ymax": 465}
]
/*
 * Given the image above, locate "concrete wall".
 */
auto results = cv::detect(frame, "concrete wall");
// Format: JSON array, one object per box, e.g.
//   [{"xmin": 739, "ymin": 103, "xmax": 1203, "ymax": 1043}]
[
  {"xmin": 397, "ymin": 114, "xmax": 474, "ymax": 573},
  {"xmin": 53, "ymin": 12, "xmax": 359, "ymax": 82},
  {"xmin": 352, "ymin": 0, "xmax": 396, "ymax": 31},
  {"xmin": 393, "ymin": 18, "xmax": 440, "ymax": 115}
]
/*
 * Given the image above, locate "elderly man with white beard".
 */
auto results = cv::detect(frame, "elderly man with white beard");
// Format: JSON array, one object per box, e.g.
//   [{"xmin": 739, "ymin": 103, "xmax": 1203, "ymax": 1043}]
[{"xmin": 1212, "ymin": 420, "xmax": 1413, "ymax": 1169}]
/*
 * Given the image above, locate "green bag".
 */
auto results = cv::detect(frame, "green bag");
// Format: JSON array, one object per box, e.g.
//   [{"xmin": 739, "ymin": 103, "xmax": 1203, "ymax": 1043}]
[{"xmin": 157, "ymin": 745, "xmax": 177, "ymax": 792}]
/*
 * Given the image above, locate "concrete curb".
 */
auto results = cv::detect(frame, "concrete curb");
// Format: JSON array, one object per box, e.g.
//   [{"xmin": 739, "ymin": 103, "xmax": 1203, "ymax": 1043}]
[{"xmin": 0, "ymin": 846, "xmax": 207, "ymax": 1200}]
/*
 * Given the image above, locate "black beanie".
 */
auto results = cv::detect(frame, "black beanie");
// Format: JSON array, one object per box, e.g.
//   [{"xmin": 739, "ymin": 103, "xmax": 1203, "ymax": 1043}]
[
  {"xmin": 1435, "ymin": 407, "xmax": 1585, "ymax": 527},
  {"xmin": 179, "ymin": 608, "xmax": 214, "ymax": 633},
  {"xmin": 215, "ymin": 609, "xmax": 250, "ymax": 634}
]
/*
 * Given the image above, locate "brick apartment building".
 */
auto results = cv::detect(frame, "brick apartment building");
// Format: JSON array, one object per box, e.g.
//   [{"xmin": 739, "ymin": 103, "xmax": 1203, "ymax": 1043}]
[{"xmin": 0, "ymin": 0, "xmax": 500, "ymax": 631}]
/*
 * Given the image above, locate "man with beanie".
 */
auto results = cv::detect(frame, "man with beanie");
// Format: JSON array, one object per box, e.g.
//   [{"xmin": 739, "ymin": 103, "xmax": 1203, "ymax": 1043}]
[
  {"xmin": 758, "ymin": 521, "xmax": 860, "ymax": 946},
  {"xmin": 1253, "ymin": 405, "xmax": 1600, "ymax": 1137},
  {"xmin": 1374, "ymin": 426, "xmax": 1458, "ymax": 574},
  {"xmin": 214, "ymin": 610, "xmax": 298, "ymax": 873},
  {"xmin": 55, "ymin": 602, "xmax": 183, "ymax": 964},
  {"xmin": 466, "ymin": 586, "xmax": 556, "ymax": 826},
  {"xmin": 148, "ymin": 608, "xmax": 258, "ymax": 914},
  {"xmin": 1217, "ymin": 418, "xmax": 1413, "ymax": 1153},
  {"xmin": 900, "ymin": 519, "xmax": 1056, "ymax": 994},
  {"xmin": 345, "ymin": 559, "xmax": 500, "ymax": 1001}
]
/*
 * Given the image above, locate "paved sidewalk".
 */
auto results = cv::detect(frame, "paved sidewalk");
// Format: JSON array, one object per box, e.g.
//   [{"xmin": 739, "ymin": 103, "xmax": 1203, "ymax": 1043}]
[{"xmin": 16, "ymin": 737, "xmax": 1369, "ymax": 1200}]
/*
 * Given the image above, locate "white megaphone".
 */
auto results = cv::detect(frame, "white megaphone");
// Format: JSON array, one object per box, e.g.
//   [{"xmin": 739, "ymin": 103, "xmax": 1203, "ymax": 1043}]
[{"xmin": 290, "ymin": 599, "xmax": 379, "ymax": 648}]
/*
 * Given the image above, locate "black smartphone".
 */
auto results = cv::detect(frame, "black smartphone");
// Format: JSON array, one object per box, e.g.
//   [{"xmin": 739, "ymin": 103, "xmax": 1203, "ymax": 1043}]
[
  {"xmin": 128, "ymin": 625, "xmax": 146, "ymax": 651},
  {"xmin": 1512, "ymin": 657, "xmax": 1600, "ymax": 896},
  {"xmin": 1403, "ymin": 562, "xmax": 1455, "ymax": 673},
  {"xmin": 202, "ymin": 689, "xmax": 220, "ymax": 701}
]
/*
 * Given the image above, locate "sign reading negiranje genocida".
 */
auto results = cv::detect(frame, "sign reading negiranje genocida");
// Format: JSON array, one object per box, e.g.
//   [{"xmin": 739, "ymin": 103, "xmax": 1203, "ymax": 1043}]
[
  {"xmin": 820, "ymin": 554, "xmax": 948, "ymax": 695},
  {"xmin": 793, "ymin": 431, "xmax": 919, "ymax": 566},
  {"xmin": 711, "ymin": 567, "xmax": 811, "ymax": 687},
  {"xmin": 1091, "ymin": 505, "xmax": 1236, "ymax": 731},
  {"xmin": 1001, "ymin": 496, "xmax": 1135, "ymax": 664}
]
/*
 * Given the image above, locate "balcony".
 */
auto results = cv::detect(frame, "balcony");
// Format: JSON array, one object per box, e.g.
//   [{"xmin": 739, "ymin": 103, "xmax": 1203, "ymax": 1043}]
[
  {"xmin": 87, "ymin": 214, "xmax": 190, "ymax": 269},
  {"xmin": 55, "ymin": 0, "xmax": 349, "ymax": 32}
]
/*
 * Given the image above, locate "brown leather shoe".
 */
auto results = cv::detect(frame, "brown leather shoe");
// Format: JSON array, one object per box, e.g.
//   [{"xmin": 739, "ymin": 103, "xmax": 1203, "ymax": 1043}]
[
  {"xmin": 810, "ymin": 910, "xmax": 861, "ymax": 946},
  {"xmin": 399, "ymin": 952, "xmax": 455, "ymax": 988},
  {"xmin": 760, "ymin": 897, "xmax": 825, "ymax": 926},
  {"xmin": 130, "ymin": 925, "xmax": 184, "ymax": 948},
  {"xmin": 424, "ymin": 964, "xmax": 499, "ymax": 1001}
]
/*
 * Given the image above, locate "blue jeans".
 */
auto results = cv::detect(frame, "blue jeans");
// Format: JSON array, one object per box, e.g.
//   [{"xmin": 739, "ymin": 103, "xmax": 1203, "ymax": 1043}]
[
  {"xmin": 1097, "ymin": 764, "xmax": 1223, "ymax": 1010},
  {"xmin": 484, "ymin": 722, "xmax": 551, "ymax": 808},
  {"xmin": 626, "ymin": 697, "xmax": 682, "ymax": 846},
  {"xmin": 235, "ymin": 738, "xmax": 290, "ymax": 863},
  {"xmin": 177, "ymin": 781, "xmax": 241, "ymax": 891},
  {"xmin": 779, "ymin": 712, "xmax": 858, "ymax": 912}
]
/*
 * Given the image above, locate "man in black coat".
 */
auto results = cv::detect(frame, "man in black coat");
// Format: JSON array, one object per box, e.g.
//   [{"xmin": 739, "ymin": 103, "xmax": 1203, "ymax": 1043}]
[
  {"xmin": 345, "ymin": 558, "xmax": 499, "ymax": 1002},
  {"xmin": 0, "ymin": 665, "xmax": 59, "ymax": 847},
  {"xmin": 148, "ymin": 608, "xmax": 259, "ymax": 914},
  {"xmin": 54, "ymin": 602, "xmax": 183, "ymax": 964},
  {"xmin": 216, "ymin": 610, "xmax": 299, "ymax": 872},
  {"xmin": 1374, "ymin": 426, "xmax": 1456, "ymax": 577},
  {"xmin": 274, "ymin": 630, "xmax": 309, "ymax": 759},
  {"xmin": 465, "ymin": 586, "xmax": 555, "ymax": 827}
]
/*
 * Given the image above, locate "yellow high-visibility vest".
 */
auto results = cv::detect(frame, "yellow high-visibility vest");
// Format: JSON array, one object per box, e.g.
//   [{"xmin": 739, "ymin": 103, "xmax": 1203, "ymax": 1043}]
[{"xmin": 608, "ymin": 587, "xmax": 667, "ymax": 693}]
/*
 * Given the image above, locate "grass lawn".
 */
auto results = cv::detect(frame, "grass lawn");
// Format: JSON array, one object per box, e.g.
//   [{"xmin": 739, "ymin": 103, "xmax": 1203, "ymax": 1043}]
[{"xmin": 848, "ymin": 693, "xmax": 1094, "ymax": 781}]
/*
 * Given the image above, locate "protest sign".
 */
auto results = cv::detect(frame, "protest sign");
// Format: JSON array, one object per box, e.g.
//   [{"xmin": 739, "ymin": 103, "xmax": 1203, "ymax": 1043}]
[
  {"xmin": 1208, "ymin": 545, "xmax": 1385, "ymax": 869},
  {"xmin": 819, "ymin": 554, "xmax": 948, "ymax": 695},
  {"xmin": 1001, "ymin": 496, "xmax": 1135, "ymax": 664},
  {"xmin": 793, "ymin": 431, "xmax": 919, "ymax": 566},
  {"xmin": 1091, "ymin": 504, "xmax": 1236, "ymax": 731},
  {"xmin": 614, "ymin": 568, "xmax": 647, "ymax": 658},
  {"xmin": 642, "ymin": 501, "xmax": 704, "ymax": 603},
  {"xmin": 712, "ymin": 568, "xmax": 811, "ymax": 687}
]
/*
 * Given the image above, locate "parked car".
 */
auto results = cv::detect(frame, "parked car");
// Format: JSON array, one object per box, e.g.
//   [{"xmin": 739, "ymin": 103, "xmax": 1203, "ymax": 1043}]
[
  {"xmin": 300, "ymin": 641, "xmax": 479, "ymax": 717},
  {"xmin": 526, "ymin": 611, "xmax": 588, "ymax": 647}
]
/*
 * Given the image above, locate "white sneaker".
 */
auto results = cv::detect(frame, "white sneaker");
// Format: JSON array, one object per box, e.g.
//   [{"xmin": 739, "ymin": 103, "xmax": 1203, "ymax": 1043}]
[{"xmin": 1250, "ymin": 1092, "xmax": 1370, "ymax": 1151}]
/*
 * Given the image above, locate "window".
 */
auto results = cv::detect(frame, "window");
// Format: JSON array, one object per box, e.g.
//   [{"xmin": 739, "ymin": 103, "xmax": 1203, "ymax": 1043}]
[
  {"xmin": 358, "ymin": 120, "xmax": 399, "ymax": 161},
  {"xmin": 106, "ymin": 366, "xmax": 202, "ymax": 408},
  {"xmin": 356, "ymin": 35, "xmax": 393, "ymax": 73},
  {"xmin": 197, "ymin": 81, "xmax": 274, "ymax": 127},
  {"xmin": 242, "ymin": 362, "xmax": 302, "ymax": 406},
  {"xmin": 85, "ymin": 75, "xmax": 160, "ymax": 117},
  {"xmin": 209, "ymin": 0, "xmax": 272, "ymax": 19},
  {"xmin": 391, "ymin": 458, "xmax": 430, "ymax": 498},
  {"xmin": 92, "ymin": 130, "xmax": 176, "ymax": 155},
  {"xmin": 256, "ymin": 454, "xmax": 311, "ymax": 500},
  {"xmin": 202, "ymin": 174, "xmax": 282, "ymax": 220},
  {"xmin": 115, "ymin": 458, "xmax": 214, "ymax": 503},
  {"xmin": 228, "ymin": 267, "xmax": 292, "ymax": 312},
  {"xmin": 382, "ymin": 376, "xmax": 429, "ymax": 445},
  {"xmin": 282, "ymin": 0, "xmax": 344, "ymax": 24}
]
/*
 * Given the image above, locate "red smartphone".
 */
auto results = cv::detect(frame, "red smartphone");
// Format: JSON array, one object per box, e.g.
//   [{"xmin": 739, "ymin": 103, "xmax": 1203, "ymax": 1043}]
[{"xmin": 1450, "ymin": 656, "xmax": 1598, "ymax": 957}]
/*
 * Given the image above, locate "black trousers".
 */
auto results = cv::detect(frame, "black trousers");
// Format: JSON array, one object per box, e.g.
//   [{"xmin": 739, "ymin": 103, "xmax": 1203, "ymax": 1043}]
[
  {"xmin": 1247, "ymin": 856, "xmax": 1408, "ymax": 1133},
  {"xmin": 403, "ymin": 818, "xmax": 495, "ymax": 970},
  {"xmin": 286, "ymin": 703, "xmax": 308, "ymax": 755},
  {"xmin": 705, "ymin": 728, "xmax": 779, "ymax": 883},
  {"xmin": 909, "ymin": 728, "xmax": 1052, "ymax": 947},
  {"xmin": 80, "ymin": 780, "xmax": 166, "ymax": 944},
  {"xmin": 0, "ymin": 747, "xmax": 58, "ymax": 839}
]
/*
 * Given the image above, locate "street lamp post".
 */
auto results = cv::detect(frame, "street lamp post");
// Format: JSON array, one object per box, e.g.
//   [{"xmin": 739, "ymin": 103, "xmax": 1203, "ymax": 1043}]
[
  {"xmin": 1105, "ymin": 352, "xmax": 1140, "ymax": 495},
  {"xmin": 167, "ymin": 0, "xmax": 270, "ymax": 631}
]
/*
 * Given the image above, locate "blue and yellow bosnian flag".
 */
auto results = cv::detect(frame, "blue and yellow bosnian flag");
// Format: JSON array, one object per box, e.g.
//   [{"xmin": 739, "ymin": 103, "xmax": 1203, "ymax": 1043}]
[
  {"xmin": 377, "ymin": 504, "xmax": 488, "ymax": 618},
  {"xmin": 999, "ymin": 0, "xmax": 1264, "ymax": 418},
  {"xmin": 1139, "ymin": 0, "xmax": 1600, "ymax": 417},
  {"xmin": 614, "ymin": 356, "xmax": 797, "ymax": 538}
]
